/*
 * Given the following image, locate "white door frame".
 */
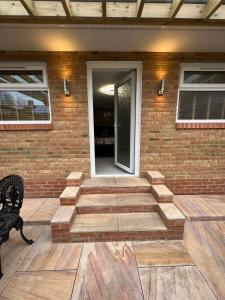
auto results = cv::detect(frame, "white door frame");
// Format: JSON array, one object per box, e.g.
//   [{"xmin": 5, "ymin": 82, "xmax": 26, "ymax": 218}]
[{"xmin": 87, "ymin": 61, "xmax": 142, "ymax": 177}]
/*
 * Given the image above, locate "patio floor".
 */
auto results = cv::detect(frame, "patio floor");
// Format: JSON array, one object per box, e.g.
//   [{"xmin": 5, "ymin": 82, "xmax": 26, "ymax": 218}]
[
  {"xmin": 0, "ymin": 226, "xmax": 217, "ymax": 300},
  {"xmin": 0, "ymin": 194, "xmax": 224, "ymax": 299}
]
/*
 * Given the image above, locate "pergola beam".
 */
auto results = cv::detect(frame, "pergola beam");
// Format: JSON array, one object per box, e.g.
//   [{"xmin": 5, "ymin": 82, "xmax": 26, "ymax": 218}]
[
  {"xmin": 170, "ymin": 0, "xmax": 185, "ymax": 19},
  {"xmin": 137, "ymin": 0, "xmax": 145, "ymax": 19},
  {"xmin": 0, "ymin": 15, "xmax": 224, "ymax": 26},
  {"xmin": 61, "ymin": 0, "xmax": 71, "ymax": 17},
  {"xmin": 20, "ymin": 0, "xmax": 35, "ymax": 16},
  {"xmin": 204, "ymin": 0, "xmax": 223, "ymax": 19},
  {"xmin": 102, "ymin": 0, "xmax": 106, "ymax": 18}
]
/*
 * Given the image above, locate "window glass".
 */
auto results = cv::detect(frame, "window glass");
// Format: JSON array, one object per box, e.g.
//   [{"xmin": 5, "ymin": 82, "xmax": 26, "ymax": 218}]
[
  {"xmin": 0, "ymin": 90, "xmax": 50, "ymax": 121},
  {"xmin": 178, "ymin": 91, "xmax": 225, "ymax": 120},
  {"xmin": 184, "ymin": 71, "xmax": 225, "ymax": 84},
  {"xmin": 0, "ymin": 64, "xmax": 50, "ymax": 123}
]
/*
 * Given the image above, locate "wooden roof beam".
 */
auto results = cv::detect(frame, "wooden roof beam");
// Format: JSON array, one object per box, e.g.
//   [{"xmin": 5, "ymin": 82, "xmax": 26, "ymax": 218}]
[
  {"xmin": 203, "ymin": 0, "xmax": 224, "ymax": 19},
  {"xmin": 61, "ymin": 0, "xmax": 71, "ymax": 17},
  {"xmin": 137, "ymin": 0, "xmax": 145, "ymax": 19},
  {"xmin": 20, "ymin": 0, "xmax": 35, "ymax": 16},
  {"xmin": 102, "ymin": 0, "xmax": 106, "ymax": 18},
  {"xmin": 170, "ymin": 0, "xmax": 185, "ymax": 18}
]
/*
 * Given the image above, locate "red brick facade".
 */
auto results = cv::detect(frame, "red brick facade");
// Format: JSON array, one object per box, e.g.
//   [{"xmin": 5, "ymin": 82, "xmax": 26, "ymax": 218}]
[{"xmin": 0, "ymin": 51, "xmax": 224, "ymax": 197}]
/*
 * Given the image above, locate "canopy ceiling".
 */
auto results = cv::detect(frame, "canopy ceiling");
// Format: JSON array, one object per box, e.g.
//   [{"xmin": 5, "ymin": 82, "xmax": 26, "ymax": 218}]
[{"xmin": 0, "ymin": 0, "xmax": 225, "ymax": 26}]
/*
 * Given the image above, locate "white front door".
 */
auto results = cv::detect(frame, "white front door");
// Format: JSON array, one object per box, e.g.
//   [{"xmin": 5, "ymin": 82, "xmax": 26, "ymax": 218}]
[{"xmin": 114, "ymin": 71, "xmax": 136, "ymax": 173}]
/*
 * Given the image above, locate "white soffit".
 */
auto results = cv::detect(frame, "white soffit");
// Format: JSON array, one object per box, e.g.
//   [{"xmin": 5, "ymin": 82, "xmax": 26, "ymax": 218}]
[{"xmin": 0, "ymin": 24, "xmax": 225, "ymax": 52}]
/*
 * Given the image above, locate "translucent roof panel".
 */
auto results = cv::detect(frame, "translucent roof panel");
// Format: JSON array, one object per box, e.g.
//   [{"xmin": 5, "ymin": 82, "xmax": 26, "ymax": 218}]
[
  {"xmin": 145, "ymin": 0, "xmax": 207, "ymax": 2},
  {"xmin": 107, "ymin": 2, "xmax": 137, "ymax": 17},
  {"xmin": 70, "ymin": 2, "xmax": 102, "ymax": 17},
  {"xmin": 34, "ymin": 1, "xmax": 66, "ymax": 16},
  {"xmin": 0, "ymin": 1, "xmax": 29, "ymax": 16},
  {"xmin": 210, "ymin": 5, "xmax": 225, "ymax": 19},
  {"xmin": 176, "ymin": 3, "xmax": 206, "ymax": 18},
  {"xmin": 142, "ymin": 3, "xmax": 171, "ymax": 18}
]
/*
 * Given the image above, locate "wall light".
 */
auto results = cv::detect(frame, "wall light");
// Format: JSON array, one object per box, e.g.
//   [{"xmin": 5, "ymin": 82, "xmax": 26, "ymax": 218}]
[
  {"xmin": 158, "ymin": 79, "xmax": 165, "ymax": 96},
  {"xmin": 63, "ymin": 79, "xmax": 70, "ymax": 96}
]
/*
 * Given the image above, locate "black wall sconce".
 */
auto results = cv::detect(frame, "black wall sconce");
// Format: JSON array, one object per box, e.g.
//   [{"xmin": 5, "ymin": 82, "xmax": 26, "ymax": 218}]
[
  {"xmin": 158, "ymin": 79, "xmax": 165, "ymax": 96},
  {"xmin": 63, "ymin": 79, "xmax": 70, "ymax": 96}
]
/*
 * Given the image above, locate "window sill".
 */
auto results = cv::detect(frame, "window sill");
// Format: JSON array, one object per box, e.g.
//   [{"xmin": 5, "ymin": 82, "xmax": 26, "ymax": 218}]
[
  {"xmin": 176, "ymin": 122, "xmax": 225, "ymax": 129},
  {"xmin": 0, "ymin": 124, "xmax": 53, "ymax": 131}
]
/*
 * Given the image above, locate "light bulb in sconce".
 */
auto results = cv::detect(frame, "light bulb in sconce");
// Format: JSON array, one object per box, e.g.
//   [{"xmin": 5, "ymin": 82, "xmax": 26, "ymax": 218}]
[
  {"xmin": 63, "ymin": 79, "xmax": 70, "ymax": 96},
  {"xmin": 158, "ymin": 79, "xmax": 165, "ymax": 96}
]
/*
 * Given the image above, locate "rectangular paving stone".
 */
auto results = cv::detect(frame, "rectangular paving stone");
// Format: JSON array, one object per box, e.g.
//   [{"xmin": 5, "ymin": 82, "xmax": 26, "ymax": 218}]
[
  {"xmin": 70, "ymin": 213, "xmax": 118, "ymax": 233},
  {"xmin": 118, "ymin": 213, "xmax": 167, "ymax": 232},
  {"xmin": 133, "ymin": 240, "xmax": 193, "ymax": 267}
]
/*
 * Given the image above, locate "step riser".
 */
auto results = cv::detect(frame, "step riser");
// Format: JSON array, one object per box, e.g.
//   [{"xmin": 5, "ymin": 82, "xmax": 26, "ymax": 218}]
[
  {"xmin": 68, "ymin": 231, "xmax": 183, "ymax": 243},
  {"xmin": 76, "ymin": 205, "xmax": 157, "ymax": 214},
  {"xmin": 80, "ymin": 187, "xmax": 151, "ymax": 194}
]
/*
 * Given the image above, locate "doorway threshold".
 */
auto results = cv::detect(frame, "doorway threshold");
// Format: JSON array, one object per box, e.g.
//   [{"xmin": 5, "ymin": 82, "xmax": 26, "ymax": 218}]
[{"xmin": 94, "ymin": 174, "xmax": 137, "ymax": 178}]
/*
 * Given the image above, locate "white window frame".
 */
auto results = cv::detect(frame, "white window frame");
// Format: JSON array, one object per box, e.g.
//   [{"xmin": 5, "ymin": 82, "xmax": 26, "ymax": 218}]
[
  {"xmin": 0, "ymin": 62, "xmax": 52, "ymax": 124},
  {"xmin": 176, "ymin": 63, "xmax": 225, "ymax": 124}
]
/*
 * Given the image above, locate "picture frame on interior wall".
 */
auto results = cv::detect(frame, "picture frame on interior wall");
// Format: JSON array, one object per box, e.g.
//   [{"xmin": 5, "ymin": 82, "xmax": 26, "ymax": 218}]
[
  {"xmin": 0, "ymin": 61, "xmax": 52, "ymax": 125},
  {"xmin": 176, "ymin": 63, "xmax": 225, "ymax": 124}
]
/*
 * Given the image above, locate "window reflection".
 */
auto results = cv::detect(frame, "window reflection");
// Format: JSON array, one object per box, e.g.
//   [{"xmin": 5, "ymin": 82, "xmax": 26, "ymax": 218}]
[
  {"xmin": 0, "ymin": 90, "xmax": 50, "ymax": 121},
  {"xmin": 0, "ymin": 70, "xmax": 43, "ymax": 84}
]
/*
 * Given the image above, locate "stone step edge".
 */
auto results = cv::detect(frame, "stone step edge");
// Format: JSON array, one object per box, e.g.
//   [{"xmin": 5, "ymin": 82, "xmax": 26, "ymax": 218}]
[
  {"xmin": 66, "ymin": 172, "xmax": 84, "ymax": 186},
  {"xmin": 80, "ymin": 186, "xmax": 152, "ymax": 194},
  {"xmin": 51, "ymin": 206, "xmax": 76, "ymax": 242},
  {"xmin": 157, "ymin": 203, "xmax": 185, "ymax": 227},
  {"xmin": 146, "ymin": 171, "xmax": 165, "ymax": 185},
  {"xmin": 152, "ymin": 184, "xmax": 173, "ymax": 203},
  {"xmin": 75, "ymin": 204, "xmax": 157, "ymax": 214},
  {"xmin": 59, "ymin": 186, "xmax": 81, "ymax": 205}
]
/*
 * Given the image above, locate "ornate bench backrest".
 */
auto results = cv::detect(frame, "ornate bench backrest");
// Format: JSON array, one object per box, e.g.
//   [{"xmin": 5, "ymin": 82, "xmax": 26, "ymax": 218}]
[{"xmin": 0, "ymin": 175, "xmax": 24, "ymax": 214}]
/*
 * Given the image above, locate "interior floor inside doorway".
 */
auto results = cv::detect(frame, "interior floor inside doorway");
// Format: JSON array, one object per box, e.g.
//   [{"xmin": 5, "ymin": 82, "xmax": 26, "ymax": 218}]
[{"xmin": 95, "ymin": 157, "xmax": 130, "ymax": 175}]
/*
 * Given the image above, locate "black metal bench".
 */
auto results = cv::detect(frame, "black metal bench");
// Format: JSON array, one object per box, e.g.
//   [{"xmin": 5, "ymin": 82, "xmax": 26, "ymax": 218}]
[{"xmin": 0, "ymin": 175, "xmax": 34, "ymax": 278}]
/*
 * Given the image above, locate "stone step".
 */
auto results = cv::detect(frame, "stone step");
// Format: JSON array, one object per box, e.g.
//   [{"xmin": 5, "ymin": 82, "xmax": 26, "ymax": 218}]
[
  {"xmin": 158, "ymin": 203, "xmax": 186, "ymax": 227},
  {"xmin": 51, "ymin": 206, "xmax": 76, "ymax": 242},
  {"xmin": 69, "ymin": 212, "xmax": 169, "ymax": 242},
  {"xmin": 146, "ymin": 171, "xmax": 165, "ymax": 185},
  {"xmin": 59, "ymin": 186, "xmax": 80, "ymax": 205},
  {"xmin": 66, "ymin": 172, "xmax": 84, "ymax": 186},
  {"xmin": 80, "ymin": 177, "xmax": 151, "ymax": 194},
  {"xmin": 152, "ymin": 184, "xmax": 173, "ymax": 203},
  {"xmin": 76, "ymin": 193, "xmax": 157, "ymax": 214}
]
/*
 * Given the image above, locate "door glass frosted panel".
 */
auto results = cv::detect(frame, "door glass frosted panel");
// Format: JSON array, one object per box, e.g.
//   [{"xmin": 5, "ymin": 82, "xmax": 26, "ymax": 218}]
[{"xmin": 116, "ymin": 79, "xmax": 132, "ymax": 168}]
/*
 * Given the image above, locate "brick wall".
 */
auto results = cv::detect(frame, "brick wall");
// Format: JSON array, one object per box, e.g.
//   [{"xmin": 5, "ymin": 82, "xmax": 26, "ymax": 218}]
[{"xmin": 0, "ymin": 51, "xmax": 224, "ymax": 196}]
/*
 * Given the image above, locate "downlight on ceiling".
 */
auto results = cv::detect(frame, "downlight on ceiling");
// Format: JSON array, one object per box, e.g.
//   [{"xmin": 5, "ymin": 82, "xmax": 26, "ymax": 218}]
[{"xmin": 99, "ymin": 84, "xmax": 114, "ymax": 95}]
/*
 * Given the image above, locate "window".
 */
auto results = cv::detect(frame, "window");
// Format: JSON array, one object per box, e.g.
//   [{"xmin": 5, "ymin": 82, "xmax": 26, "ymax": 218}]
[
  {"xmin": 177, "ymin": 64, "xmax": 225, "ymax": 123},
  {"xmin": 0, "ymin": 62, "xmax": 51, "ymax": 124}
]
